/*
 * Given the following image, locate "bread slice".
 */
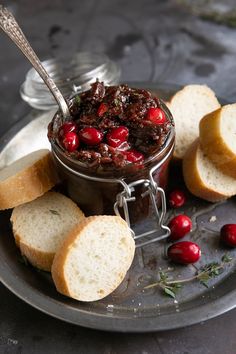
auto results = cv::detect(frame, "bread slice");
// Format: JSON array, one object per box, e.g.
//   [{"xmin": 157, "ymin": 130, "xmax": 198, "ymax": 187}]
[
  {"xmin": 0, "ymin": 149, "xmax": 59, "ymax": 210},
  {"xmin": 52, "ymin": 215, "xmax": 135, "ymax": 302},
  {"xmin": 182, "ymin": 139, "xmax": 236, "ymax": 202},
  {"xmin": 11, "ymin": 192, "xmax": 85, "ymax": 271},
  {"xmin": 167, "ymin": 85, "xmax": 220, "ymax": 160},
  {"xmin": 199, "ymin": 103, "xmax": 236, "ymax": 178}
]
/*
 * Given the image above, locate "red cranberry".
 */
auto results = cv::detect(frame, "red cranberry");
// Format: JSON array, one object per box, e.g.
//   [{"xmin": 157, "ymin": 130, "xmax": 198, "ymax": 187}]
[
  {"xmin": 168, "ymin": 215, "xmax": 192, "ymax": 241},
  {"xmin": 168, "ymin": 241, "xmax": 201, "ymax": 264},
  {"xmin": 59, "ymin": 122, "xmax": 77, "ymax": 138},
  {"xmin": 124, "ymin": 150, "xmax": 144, "ymax": 163},
  {"xmin": 62, "ymin": 132, "xmax": 79, "ymax": 152},
  {"xmin": 220, "ymin": 224, "xmax": 236, "ymax": 247},
  {"xmin": 98, "ymin": 103, "xmax": 108, "ymax": 117},
  {"xmin": 79, "ymin": 127, "xmax": 104, "ymax": 146},
  {"xmin": 169, "ymin": 189, "xmax": 186, "ymax": 208},
  {"xmin": 146, "ymin": 107, "xmax": 166, "ymax": 124},
  {"xmin": 106, "ymin": 126, "xmax": 129, "ymax": 148}
]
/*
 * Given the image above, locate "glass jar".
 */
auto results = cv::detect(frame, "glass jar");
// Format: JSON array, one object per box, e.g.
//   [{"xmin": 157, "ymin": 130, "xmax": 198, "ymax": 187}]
[
  {"xmin": 20, "ymin": 52, "xmax": 120, "ymax": 110},
  {"xmin": 48, "ymin": 97, "xmax": 175, "ymax": 234}
]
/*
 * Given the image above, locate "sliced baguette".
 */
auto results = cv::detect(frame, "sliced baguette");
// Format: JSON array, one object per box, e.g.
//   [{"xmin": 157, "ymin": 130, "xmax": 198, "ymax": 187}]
[
  {"xmin": 183, "ymin": 139, "xmax": 236, "ymax": 202},
  {"xmin": 52, "ymin": 215, "xmax": 135, "ymax": 302},
  {"xmin": 199, "ymin": 103, "xmax": 236, "ymax": 178},
  {"xmin": 167, "ymin": 85, "xmax": 220, "ymax": 160},
  {"xmin": 11, "ymin": 192, "xmax": 85, "ymax": 271},
  {"xmin": 0, "ymin": 149, "xmax": 59, "ymax": 210}
]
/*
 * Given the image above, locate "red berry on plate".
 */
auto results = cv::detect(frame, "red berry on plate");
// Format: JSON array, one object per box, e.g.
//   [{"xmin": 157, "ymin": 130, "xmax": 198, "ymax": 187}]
[
  {"xmin": 106, "ymin": 126, "xmax": 129, "ymax": 148},
  {"xmin": 62, "ymin": 132, "xmax": 79, "ymax": 152},
  {"xmin": 79, "ymin": 127, "xmax": 104, "ymax": 146},
  {"xmin": 146, "ymin": 107, "xmax": 166, "ymax": 124},
  {"xmin": 98, "ymin": 103, "xmax": 108, "ymax": 117},
  {"xmin": 59, "ymin": 122, "xmax": 78, "ymax": 138},
  {"xmin": 220, "ymin": 224, "xmax": 236, "ymax": 247},
  {"xmin": 168, "ymin": 241, "xmax": 201, "ymax": 264},
  {"xmin": 169, "ymin": 189, "xmax": 186, "ymax": 208},
  {"xmin": 168, "ymin": 214, "xmax": 192, "ymax": 241},
  {"xmin": 124, "ymin": 149, "xmax": 144, "ymax": 163}
]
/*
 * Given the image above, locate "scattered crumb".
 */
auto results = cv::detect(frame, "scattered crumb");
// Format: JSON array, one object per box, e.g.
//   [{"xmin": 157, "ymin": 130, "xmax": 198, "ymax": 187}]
[
  {"xmin": 107, "ymin": 304, "xmax": 114, "ymax": 309},
  {"xmin": 209, "ymin": 215, "xmax": 217, "ymax": 223}
]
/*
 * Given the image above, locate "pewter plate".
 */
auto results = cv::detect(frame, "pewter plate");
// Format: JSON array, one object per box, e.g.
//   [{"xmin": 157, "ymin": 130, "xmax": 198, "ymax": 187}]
[{"xmin": 0, "ymin": 83, "xmax": 236, "ymax": 333}]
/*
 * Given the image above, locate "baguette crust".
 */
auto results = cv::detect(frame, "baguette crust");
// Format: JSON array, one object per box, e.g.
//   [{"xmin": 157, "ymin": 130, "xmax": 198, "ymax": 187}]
[
  {"xmin": 199, "ymin": 104, "xmax": 236, "ymax": 178},
  {"xmin": 183, "ymin": 139, "xmax": 228, "ymax": 202},
  {"xmin": 0, "ymin": 150, "xmax": 59, "ymax": 210},
  {"xmin": 165, "ymin": 101, "xmax": 181, "ymax": 162},
  {"xmin": 167, "ymin": 85, "xmax": 220, "ymax": 160},
  {"xmin": 11, "ymin": 191, "xmax": 85, "ymax": 272},
  {"xmin": 52, "ymin": 215, "xmax": 135, "ymax": 302},
  {"xmin": 15, "ymin": 234, "xmax": 54, "ymax": 271}
]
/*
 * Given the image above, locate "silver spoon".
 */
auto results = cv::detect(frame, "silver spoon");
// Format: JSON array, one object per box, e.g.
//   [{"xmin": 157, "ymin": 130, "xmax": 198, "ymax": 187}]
[{"xmin": 0, "ymin": 5, "xmax": 70, "ymax": 119}]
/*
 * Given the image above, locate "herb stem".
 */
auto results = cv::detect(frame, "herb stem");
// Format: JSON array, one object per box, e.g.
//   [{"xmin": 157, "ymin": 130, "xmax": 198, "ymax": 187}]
[
  {"xmin": 165, "ymin": 267, "xmax": 222, "ymax": 285},
  {"xmin": 144, "ymin": 255, "xmax": 233, "ymax": 296}
]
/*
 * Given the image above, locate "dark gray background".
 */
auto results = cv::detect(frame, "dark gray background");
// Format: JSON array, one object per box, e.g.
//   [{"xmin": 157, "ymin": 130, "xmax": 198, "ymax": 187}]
[{"xmin": 0, "ymin": 0, "xmax": 236, "ymax": 353}]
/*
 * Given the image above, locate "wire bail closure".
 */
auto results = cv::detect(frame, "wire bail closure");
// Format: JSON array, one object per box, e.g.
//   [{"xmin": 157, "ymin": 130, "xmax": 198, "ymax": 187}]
[{"xmin": 113, "ymin": 170, "xmax": 170, "ymax": 248}]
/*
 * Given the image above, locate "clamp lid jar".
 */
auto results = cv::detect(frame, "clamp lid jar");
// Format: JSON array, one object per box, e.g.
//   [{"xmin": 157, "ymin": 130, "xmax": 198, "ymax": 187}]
[{"xmin": 48, "ymin": 81, "xmax": 175, "ymax": 247}]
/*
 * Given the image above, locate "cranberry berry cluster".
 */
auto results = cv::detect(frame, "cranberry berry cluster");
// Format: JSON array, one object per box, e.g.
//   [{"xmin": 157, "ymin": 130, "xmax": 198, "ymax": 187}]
[
  {"xmin": 167, "ymin": 189, "xmax": 236, "ymax": 265},
  {"xmin": 59, "ymin": 123, "xmax": 144, "ymax": 164},
  {"xmin": 57, "ymin": 81, "xmax": 172, "ymax": 168}
]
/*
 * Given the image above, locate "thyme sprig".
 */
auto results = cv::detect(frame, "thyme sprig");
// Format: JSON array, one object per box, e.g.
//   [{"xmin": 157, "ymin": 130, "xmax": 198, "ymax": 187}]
[{"xmin": 144, "ymin": 254, "xmax": 233, "ymax": 299}]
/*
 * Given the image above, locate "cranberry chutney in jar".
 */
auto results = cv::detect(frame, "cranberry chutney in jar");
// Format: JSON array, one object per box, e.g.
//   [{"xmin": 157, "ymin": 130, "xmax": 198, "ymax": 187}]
[{"xmin": 48, "ymin": 81, "xmax": 175, "ymax": 224}]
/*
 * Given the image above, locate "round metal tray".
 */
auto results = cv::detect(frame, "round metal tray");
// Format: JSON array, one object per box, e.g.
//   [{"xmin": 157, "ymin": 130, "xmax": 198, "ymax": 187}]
[{"xmin": 0, "ymin": 83, "xmax": 236, "ymax": 332}]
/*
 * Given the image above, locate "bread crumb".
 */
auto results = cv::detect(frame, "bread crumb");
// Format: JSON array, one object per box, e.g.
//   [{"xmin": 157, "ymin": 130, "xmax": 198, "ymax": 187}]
[{"xmin": 209, "ymin": 215, "xmax": 217, "ymax": 223}]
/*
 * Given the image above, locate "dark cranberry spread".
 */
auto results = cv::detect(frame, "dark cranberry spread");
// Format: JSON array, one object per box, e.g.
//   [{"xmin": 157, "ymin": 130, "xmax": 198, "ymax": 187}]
[{"xmin": 49, "ymin": 81, "xmax": 174, "ymax": 169}]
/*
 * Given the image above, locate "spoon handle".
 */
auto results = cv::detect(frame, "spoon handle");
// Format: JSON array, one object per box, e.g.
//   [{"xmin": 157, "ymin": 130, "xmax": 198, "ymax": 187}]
[{"xmin": 0, "ymin": 5, "xmax": 70, "ymax": 119}]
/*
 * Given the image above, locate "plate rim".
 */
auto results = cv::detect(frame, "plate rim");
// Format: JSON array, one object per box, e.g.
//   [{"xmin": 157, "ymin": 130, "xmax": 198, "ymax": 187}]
[
  {"xmin": 0, "ymin": 81, "xmax": 234, "ymax": 332},
  {"xmin": 1, "ymin": 255, "xmax": 236, "ymax": 332}
]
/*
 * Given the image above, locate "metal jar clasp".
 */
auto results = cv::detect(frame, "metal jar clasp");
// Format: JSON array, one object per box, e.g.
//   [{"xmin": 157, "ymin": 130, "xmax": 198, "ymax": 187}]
[{"xmin": 114, "ymin": 177, "xmax": 170, "ymax": 248}]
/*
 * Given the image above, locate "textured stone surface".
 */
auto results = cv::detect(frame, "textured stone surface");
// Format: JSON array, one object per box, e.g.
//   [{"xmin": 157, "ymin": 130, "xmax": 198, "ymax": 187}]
[{"xmin": 1, "ymin": 0, "xmax": 236, "ymax": 353}]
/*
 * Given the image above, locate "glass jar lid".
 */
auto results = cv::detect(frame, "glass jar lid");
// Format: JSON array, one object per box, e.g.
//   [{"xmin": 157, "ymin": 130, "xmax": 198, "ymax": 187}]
[{"xmin": 20, "ymin": 52, "xmax": 121, "ymax": 110}]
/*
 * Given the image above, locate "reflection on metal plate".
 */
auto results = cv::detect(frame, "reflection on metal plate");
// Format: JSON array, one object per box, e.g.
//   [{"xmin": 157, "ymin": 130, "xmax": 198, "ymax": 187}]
[{"xmin": 0, "ymin": 109, "xmax": 56, "ymax": 169}]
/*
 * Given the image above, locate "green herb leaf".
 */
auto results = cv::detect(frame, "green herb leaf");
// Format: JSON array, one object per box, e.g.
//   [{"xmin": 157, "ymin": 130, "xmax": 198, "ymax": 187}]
[
  {"xmin": 200, "ymin": 262, "xmax": 221, "ymax": 278},
  {"xmin": 49, "ymin": 209, "xmax": 60, "ymax": 216},
  {"xmin": 75, "ymin": 95, "xmax": 81, "ymax": 106},
  {"xmin": 200, "ymin": 281, "xmax": 209, "ymax": 289},
  {"xmin": 222, "ymin": 254, "xmax": 233, "ymax": 263},
  {"xmin": 198, "ymin": 273, "xmax": 210, "ymax": 283},
  {"xmin": 159, "ymin": 271, "xmax": 168, "ymax": 282},
  {"xmin": 201, "ymin": 12, "xmax": 236, "ymax": 28},
  {"xmin": 175, "ymin": 283, "xmax": 182, "ymax": 289},
  {"xmin": 164, "ymin": 287, "xmax": 176, "ymax": 299}
]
